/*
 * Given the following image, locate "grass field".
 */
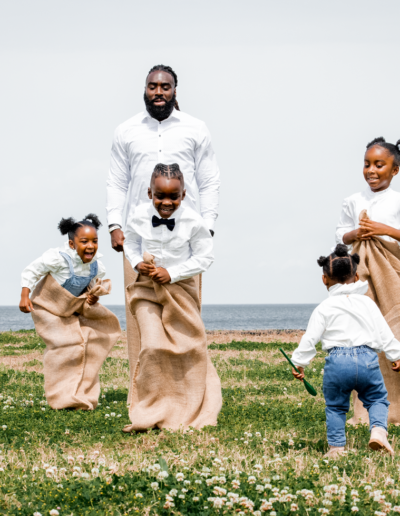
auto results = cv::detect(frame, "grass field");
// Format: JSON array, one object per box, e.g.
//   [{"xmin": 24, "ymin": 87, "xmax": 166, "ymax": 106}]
[{"xmin": 1, "ymin": 330, "xmax": 400, "ymax": 515}]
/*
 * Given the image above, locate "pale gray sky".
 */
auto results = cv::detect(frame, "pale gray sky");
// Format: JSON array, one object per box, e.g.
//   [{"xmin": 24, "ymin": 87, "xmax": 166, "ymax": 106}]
[{"xmin": 1, "ymin": 0, "xmax": 400, "ymax": 305}]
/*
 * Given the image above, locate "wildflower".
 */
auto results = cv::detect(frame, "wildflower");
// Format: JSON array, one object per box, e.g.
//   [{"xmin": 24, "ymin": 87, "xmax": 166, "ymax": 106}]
[
  {"xmin": 33, "ymin": 513, "xmax": 42, "ymax": 516},
  {"xmin": 212, "ymin": 497, "xmax": 224, "ymax": 508},
  {"xmin": 364, "ymin": 485, "xmax": 372, "ymax": 492},
  {"xmin": 81, "ymin": 472, "xmax": 90, "ymax": 479},
  {"xmin": 298, "ymin": 403, "xmax": 302, "ymax": 406},
  {"xmin": 291, "ymin": 503, "xmax": 299, "ymax": 511},
  {"xmin": 393, "ymin": 507, "xmax": 400, "ymax": 513},
  {"xmin": 163, "ymin": 501, "xmax": 174, "ymax": 509},
  {"xmin": 49, "ymin": 511, "xmax": 59, "ymax": 516},
  {"xmin": 169, "ymin": 489, "xmax": 178, "ymax": 497},
  {"xmin": 158, "ymin": 471, "xmax": 169, "ymax": 480},
  {"xmin": 150, "ymin": 481, "xmax": 158, "ymax": 490},
  {"xmin": 218, "ymin": 475, "xmax": 226, "ymax": 484},
  {"xmin": 73, "ymin": 466, "xmax": 81, "ymax": 472},
  {"xmin": 135, "ymin": 493, "xmax": 143, "ymax": 498},
  {"xmin": 248, "ymin": 475, "xmax": 256, "ymax": 484},
  {"xmin": 195, "ymin": 479, "xmax": 202, "ymax": 484},
  {"xmin": 111, "ymin": 412, "xmax": 116, "ymax": 417},
  {"xmin": 206, "ymin": 478, "xmax": 213, "ymax": 486},
  {"xmin": 351, "ymin": 508, "xmax": 359, "ymax": 512},
  {"xmin": 270, "ymin": 512, "xmax": 277, "ymax": 516},
  {"xmin": 232, "ymin": 479, "xmax": 240, "ymax": 489},
  {"xmin": 272, "ymin": 475, "xmax": 280, "ymax": 481},
  {"xmin": 117, "ymin": 414, "xmax": 121, "ymax": 417},
  {"xmin": 178, "ymin": 494, "xmax": 185, "ymax": 499},
  {"xmin": 254, "ymin": 464, "xmax": 263, "ymax": 471},
  {"xmin": 32, "ymin": 466, "xmax": 39, "ymax": 472},
  {"xmin": 45, "ymin": 468, "xmax": 54, "ymax": 477},
  {"xmin": 77, "ymin": 454, "xmax": 84, "ymax": 461},
  {"xmin": 72, "ymin": 472, "xmax": 79, "ymax": 477},
  {"xmin": 209, "ymin": 450, "xmax": 215, "ymax": 455},
  {"xmin": 91, "ymin": 468, "xmax": 99, "ymax": 476},
  {"xmin": 321, "ymin": 369, "xmax": 324, "ymax": 374},
  {"xmin": 176, "ymin": 472, "xmax": 184, "ymax": 481},
  {"xmin": 256, "ymin": 432, "xmax": 261, "ymax": 437},
  {"xmin": 256, "ymin": 485, "xmax": 264, "ymax": 492},
  {"xmin": 244, "ymin": 440, "xmax": 249, "ymax": 444},
  {"xmin": 105, "ymin": 414, "xmax": 110, "ymax": 418},
  {"xmin": 213, "ymin": 486, "xmax": 227, "ymax": 496},
  {"xmin": 288, "ymin": 439, "xmax": 294, "ymax": 446},
  {"xmin": 193, "ymin": 496, "xmax": 199, "ymax": 501},
  {"xmin": 41, "ymin": 408, "xmax": 46, "ymax": 411},
  {"xmin": 2, "ymin": 425, "xmax": 7, "ymax": 430}
]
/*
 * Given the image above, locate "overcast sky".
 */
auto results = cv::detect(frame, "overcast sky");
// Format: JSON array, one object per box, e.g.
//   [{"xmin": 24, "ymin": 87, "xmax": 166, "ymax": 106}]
[{"xmin": 1, "ymin": 0, "xmax": 400, "ymax": 306}]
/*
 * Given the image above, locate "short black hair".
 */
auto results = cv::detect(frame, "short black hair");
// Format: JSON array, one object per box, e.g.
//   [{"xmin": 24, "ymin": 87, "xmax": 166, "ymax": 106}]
[
  {"xmin": 366, "ymin": 137, "xmax": 400, "ymax": 167},
  {"xmin": 147, "ymin": 64, "xmax": 178, "ymax": 87},
  {"xmin": 58, "ymin": 213, "xmax": 102, "ymax": 240},
  {"xmin": 151, "ymin": 163, "xmax": 184, "ymax": 186},
  {"xmin": 317, "ymin": 244, "xmax": 360, "ymax": 283}
]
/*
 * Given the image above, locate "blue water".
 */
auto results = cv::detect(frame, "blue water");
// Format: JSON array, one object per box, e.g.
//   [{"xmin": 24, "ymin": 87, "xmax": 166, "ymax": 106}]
[{"xmin": 0, "ymin": 304, "xmax": 316, "ymax": 332}]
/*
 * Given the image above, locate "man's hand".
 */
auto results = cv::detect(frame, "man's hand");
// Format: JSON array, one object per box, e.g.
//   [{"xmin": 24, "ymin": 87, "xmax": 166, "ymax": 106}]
[
  {"xmin": 292, "ymin": 366, "xmax": 305, "ymax": 382},
  {"xmin": 110, "ymin": 228, "xmax": 125, "ymax": 252},
  {"xmin": 86, "ymin": 294, "xmax": 99, "ymax": 306},
  {"xmin": 392, "ymin": 360, "xmax": 400, "ymax": 372},
  {"xmin": 149, "ymin": 267, "xmax": 171, "ymax": 285},
  {"xmin": 19, "ymin": 287, "xmax": 34, "ymax": 313},
  {"xmin": 137, "ymin": 261, "xmax": 156, "ymax": 277}
]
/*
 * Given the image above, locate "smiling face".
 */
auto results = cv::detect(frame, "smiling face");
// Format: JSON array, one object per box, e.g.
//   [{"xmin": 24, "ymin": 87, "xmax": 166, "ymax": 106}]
[
  {"xmin": 148, "ymin": 176, "xmax": 186, "ymax": 218},
  {"xmin": 69, "ymin": 225, "xmax": 98, "ymax": 263},
  {"xmin": 363, "ymin": 145, "xmax": 399, "ymax": 192}
]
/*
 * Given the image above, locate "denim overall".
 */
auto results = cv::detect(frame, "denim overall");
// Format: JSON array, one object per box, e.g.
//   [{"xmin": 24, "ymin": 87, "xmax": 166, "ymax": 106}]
[{"xmin": 59, "ymin": 251, "xmax": 98, "ymax": 297}]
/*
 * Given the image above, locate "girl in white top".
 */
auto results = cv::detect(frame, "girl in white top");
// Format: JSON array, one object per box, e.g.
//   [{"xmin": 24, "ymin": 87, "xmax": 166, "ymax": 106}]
[
  {"xmin": 336, "ymin": 137, "xmax": 400, "ymax": 246},
  {"xmin": 20, "ymin": 214, "xmax": 106, "ymax": 312},
  {"xmin": 292, "ymin": 244, "xmax": 400, "ymax": 458}
]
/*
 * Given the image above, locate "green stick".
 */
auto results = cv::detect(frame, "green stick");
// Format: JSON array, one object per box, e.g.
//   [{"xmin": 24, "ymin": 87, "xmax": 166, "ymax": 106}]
[{"xmin": 279, "ymin": 348, "xmax": 317, "ymax": 397}]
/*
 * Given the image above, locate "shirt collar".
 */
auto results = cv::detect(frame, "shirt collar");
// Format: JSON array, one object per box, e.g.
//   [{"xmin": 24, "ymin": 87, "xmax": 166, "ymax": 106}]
[
  {"xmin": 62, "ymin": 241, "xmax": 102, "ymax": 265},
  {"xmin": 364, "ymin": 186, "xmax": 392, "ymax": 200},
  {"xmin": 141, "ymin": 108, "xmax": 181, "ymax": 123},
  {"xmin": 328, "ymin": 280, "xmax": 369, "ymax": 297}
]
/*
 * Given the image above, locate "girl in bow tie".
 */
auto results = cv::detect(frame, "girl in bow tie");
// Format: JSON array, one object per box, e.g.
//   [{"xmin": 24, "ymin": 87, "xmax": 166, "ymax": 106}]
[{"xmin": 122, "ymin": 163, "xmax": 222, "ymax": 432}]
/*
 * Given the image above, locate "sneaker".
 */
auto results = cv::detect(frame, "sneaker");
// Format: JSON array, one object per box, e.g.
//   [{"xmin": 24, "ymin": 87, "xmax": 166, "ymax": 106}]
[
  {"xmin": 369, "ymin": 426, "xmax": 394, "ymax": 455},
  {"xmin": 324, "ymin": 446, "xmax": 345, "ymax": 458}
]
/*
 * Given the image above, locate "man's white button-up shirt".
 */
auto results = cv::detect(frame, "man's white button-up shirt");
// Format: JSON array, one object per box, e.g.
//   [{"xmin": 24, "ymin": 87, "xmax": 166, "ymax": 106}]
[{"xmin": 106, "ymin": 109, "xmax": 220, "ymax": 230}]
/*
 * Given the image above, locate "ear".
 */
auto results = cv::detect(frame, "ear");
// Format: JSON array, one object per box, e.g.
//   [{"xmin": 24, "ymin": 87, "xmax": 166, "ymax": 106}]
[
  {"xmin": 392, "ymin": 165, "xmax": 399, "ymax": 177},
  {"xmin": 354, "ymin": 272, "xmax": 359, "ymax": 282},
  {"xmin": 69, "ymin": 239, "xmax": 75, "ymax": 250},
  {"xmin": 322, "ymin": 274, "xmax": 328, "ymax": 286},
  {"xmin": 148, "ymin": 187, "xmax": 153, "ymax": 199},
  {"xmin": 181, "ymin": 189, "xmax": 186, "ymax": 201}
]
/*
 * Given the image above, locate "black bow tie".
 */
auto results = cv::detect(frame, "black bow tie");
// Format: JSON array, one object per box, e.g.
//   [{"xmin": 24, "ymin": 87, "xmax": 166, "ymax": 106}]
[{"xmin": 152, "ymin": 215, "xmax": 175, "ymax": 231}]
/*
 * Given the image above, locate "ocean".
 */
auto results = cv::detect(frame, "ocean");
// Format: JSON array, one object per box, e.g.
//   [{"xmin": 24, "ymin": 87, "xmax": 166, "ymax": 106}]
[{"xmin": 0, "ymin": 304, "xmax": 316, "ymax": 332}]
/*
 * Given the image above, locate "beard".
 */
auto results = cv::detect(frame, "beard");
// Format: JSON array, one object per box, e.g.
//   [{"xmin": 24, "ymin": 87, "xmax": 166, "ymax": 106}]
[{"xmin": 144, "ymin": 92, "xmax": 176, "ymax": 121}]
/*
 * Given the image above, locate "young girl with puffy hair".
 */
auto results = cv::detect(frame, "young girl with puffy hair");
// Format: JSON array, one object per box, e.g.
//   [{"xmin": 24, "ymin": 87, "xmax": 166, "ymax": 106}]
[
  {"xmin": 291, "ymin": 244, "xmax": 400, "ymax": 458},
  {"xmin": 20, "ymin": 214, "xmax": 120, "ymax": 410}
]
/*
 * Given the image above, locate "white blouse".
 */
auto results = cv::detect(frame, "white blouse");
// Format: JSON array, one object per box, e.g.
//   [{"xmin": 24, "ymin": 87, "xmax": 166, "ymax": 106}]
[
  {"xmin": 21, "ymin": 242, "xmax": 106, "ymax": 291},
  {"xmin": 336, "ymin": 187, "xmax": 400, "ymax": 245},
  {"xmin": 124, "ymin": 202, "xmax": 214, "ymax": 283},
  {"xmin": 291, "ymin": 281, "xmax": 400, "ymax": 367}
]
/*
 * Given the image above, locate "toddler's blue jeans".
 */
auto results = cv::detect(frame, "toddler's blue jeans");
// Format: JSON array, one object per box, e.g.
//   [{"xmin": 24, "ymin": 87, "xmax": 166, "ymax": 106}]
[{"xmin": 323, "ymin": 345, "xmax": 389, "ymax": 447}]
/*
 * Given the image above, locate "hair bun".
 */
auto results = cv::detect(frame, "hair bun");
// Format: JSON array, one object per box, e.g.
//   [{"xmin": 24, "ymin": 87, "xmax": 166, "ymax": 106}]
[
  {"xmin": 58, "ymin": 217, "xmax": 76, "ymax": 235},
  {"xmin": 82, "ymin": 213, "xmax": 102, "ymax": 230},
  {"xmin": 334, "ymin": 244, "xmax": 349, "ymax": 258},
  {"xmin": 366, "ymin": 136, "xmax": 386, "ymax": 149},
  {"xmin": 352, "ymin": 253, "xmax": 360, "ymax": 265},
  {"xmin": 395, "ymin": 139, "xmax": 400, "ymax": 151},
  {"xmin": 317, "ymin": 256, "xmax": 329, "ymax": 267}
]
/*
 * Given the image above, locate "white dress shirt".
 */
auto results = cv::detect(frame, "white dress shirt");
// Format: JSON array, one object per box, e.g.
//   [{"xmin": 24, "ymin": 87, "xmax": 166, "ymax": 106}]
[
  {"xmin": 291, "ymin": 281, "xmax": 400, "ymax": 367},
  {"xmin": 124, "ymin": 203, "xmax": 214, "ymax": 284},
  {"xmin": 336, "ymin": 187, "xmax": 400, "ymax": 245},
  {"xmin": 106, "ymin": 109, "xmax": 220, "ymax": 230},
  {"xmin": 21, "ymin": 242, "xmax": 106, "ymax": 291}
]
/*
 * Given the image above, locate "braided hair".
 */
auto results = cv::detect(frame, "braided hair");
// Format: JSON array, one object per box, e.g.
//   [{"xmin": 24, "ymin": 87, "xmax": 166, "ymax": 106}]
[
  {"xmin": 151, "ymin": 163, "xmax": 184, "ymax": 186},
  {"xmin": 366, "ymin": 137, "xmax": 400, "ymax": 166},
  {"xmin": 317, "ymin": 244, "xmax": 360, "ymax": 283},
  {"xmin": 58, "ymin": 213, "xmax": 102, "ymax": 240},
  {"xmin": 147, "ymin": 64, "xmax": 180, "ymax": 111}
]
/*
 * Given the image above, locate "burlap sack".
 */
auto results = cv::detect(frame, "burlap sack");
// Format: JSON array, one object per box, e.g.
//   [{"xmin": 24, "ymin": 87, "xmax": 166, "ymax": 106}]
[
  {"xmin": 123, "ymin": 253, "xmax": 202, "ymax": 405},
  {"xmin": 347, "ymin": 211, "xmax": 400, "ymax": 425},
  {"xmin": 31, "ymin": 274, "xmax": 121, "ymax": 410},
  {"xmin": 122, "ymin": 254, "xmax": 221, "ymax": 431}
]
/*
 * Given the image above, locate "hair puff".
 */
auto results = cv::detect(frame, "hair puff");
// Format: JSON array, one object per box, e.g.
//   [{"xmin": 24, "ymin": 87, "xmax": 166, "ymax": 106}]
[
  {"xmin": 82, "ymin": 213, "xmax": 102, "ymax": 230},
  {"xmin": 317, "ymin": 256, "xmax": 329, "ymax": 267},
  {"xmin": 58, "ymin": 217, "xmax": 76, "ymax": 235},
  {"xmin": 334, "ymin": 244, "xmax": 349, "ymax": 258},
  {"xmin": 352, "ymin": 253, "xmax": 360, "ymax": 265}
]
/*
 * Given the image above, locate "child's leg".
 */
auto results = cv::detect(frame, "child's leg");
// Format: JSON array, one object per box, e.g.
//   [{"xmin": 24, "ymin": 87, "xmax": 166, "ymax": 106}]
[
  {"xmin": 355, "ymin": 349, "xmax": 392, "ymax": 453},
  {"xmin": 323, "ymin": 350, "xmax": 355, "ymax": 447}
]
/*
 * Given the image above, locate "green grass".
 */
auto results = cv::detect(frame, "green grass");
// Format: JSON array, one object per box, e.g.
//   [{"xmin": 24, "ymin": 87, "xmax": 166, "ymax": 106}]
[{"xmin": 0, "ymin": 331, "xmax": 399, "ymax": 515}]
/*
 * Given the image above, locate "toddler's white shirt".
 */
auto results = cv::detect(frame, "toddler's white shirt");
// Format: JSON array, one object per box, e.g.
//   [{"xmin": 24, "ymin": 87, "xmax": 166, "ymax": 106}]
[
  {"xmin": 291, "ymin": 281, "xmax": 400, "ymax": 367},
  {"xmin": 124, "ymin": 202, "xmax": 214, "ymax": 283},
  {"xmin": 336, "ymin": 187, "xmax": 400, "ymax": 245},
  {"xmin": 21, "ymin": 242, "xmax": 106, "ymax": 291}
]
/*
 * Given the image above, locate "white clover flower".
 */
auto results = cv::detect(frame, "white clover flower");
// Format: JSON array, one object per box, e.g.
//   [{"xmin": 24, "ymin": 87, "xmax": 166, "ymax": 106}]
[
  {"xmin": 41, "ymin": 408, "xmax": 46, "ymax": 412},
  {"xmin": 351, "ymin": 508, "xmax": 359, "ymax": 512},
  {"xmin": 72, "ymin": 472, "xmax": 79, "ymax": 477},
  {"xmin": 181, "ymin": 488, "xmax": 188, "ymax": 493},
  {"xmin": 212, "ymin": 497, "xmax": 224, "ymax": 508},
  {"xmin": 393, "ymin": 507, "xmax": 400, "ymax": 513},
  {"xmin": 209, "ymin": 451, "xmax": 215, "ymax": 455},
  {"xmin": 77, "ymin": 455, "xmax": 84, "ymax": 461},
  {"xmin": 32, "ymin": 466, "xmax": 39, "ymax": 472},
  {"xmin": 254, "ymin": 464, "xmax": 263, "ymax": 471},
  {"xmin": 183, "ymin": 479, "xmax": 190, "ymax": 485},
  {"xmin": 33, "ymin": 513, "xmax": 42, "ymax": 516},
  {"xmin": 169, "ymin": 489, "xmax": 178, "ymax": 496},
  {"xmin": 135, "ymin": 493, "xmax": 143, "ymax": 498},
  {"xmin": 110, "ymin": 412, "xmax": 116, "ymax": 417},
  {"xmin": 288, "ymin": 439, "xmax": 294, "ymax": 446},
  {"xmin": 176, "ymin": 473, "xmax": 184, "ymax": 481},
  {"xmin": 254, "ymin": 512, "xmax": 262, "ymax": 516},
  {"xmin": 213, "ymin": 486, "xmax": 227, "ymax": 496},
  {"xmin": 247, "ymin": 475, "xmax": 256, "ymax": 484},
  {"xmin": 151, "ymin": 482, "xmax": 159, "ymax": 490},
  {"xmin": 45, "ymin": 468, "xmax": 54, "ymax": 477},
  {"xmin": 244, "ymin": 440, "xmax": 248, "ymax": 444},
  {"xmin": 193, "ymin": 496, "xmax": 199, "ymax": 501},
  {"xmin": 272, "ymin": 475, "xmax": 280, "ymax": 481},
  {"xmin": 202, "ymin": 466, "xmax": 211, "ymax": 473},
  {"xmin": 218, "ymin": 475, "xmax": 226, "ymax": 484},
  {"xmin": 105, "ymin": 414, "xmax": 110, "ymax": 418},
  {"xmin": 206, "ymin": 478, "xmax": 213, "ymax": 486},
  {"xmin": 49, "ymin": 511, "xmax": 59, "ymax": 516},
  {"xmin": 118, "ymin": 486, "xmax": 124, "ymax": 491},
  {"xmin": 291, "ymin": 504, "xmax": 299, "ymax": 511},
  {"xmin": 178, "ymin": 494, "xmax": 185, "ymax": 499},
  {"xmin": 232, "ymin": 479, "xmax": 240, "ymax": 489},
  {"xmin": 256, "ymin": 432, "xmax": 261, "ymax": 437},
  {"xmin": 91, "ymin": 468, "xmax": 99, "ymax": 476},
  {"xmin": 157, "ymin": 471, "xmax": 169, "ymax": 480},
  {"xmin": 195, "ymin": 479, "xmax": 202, "ymax": 484},
  {"xmin": 2, "ymin": 425, "xmax": 7, "ymax": 430},
  {"xmin": 65, "ymin": 429, "xmax": 70, "ymax": 435},
  {"xmin": 256, "ymin": 485, "xmax": 264, "ymax": 492},
  {"xmin": 73, "ymin": 466, "xmax": 81, "ymax": 472}
]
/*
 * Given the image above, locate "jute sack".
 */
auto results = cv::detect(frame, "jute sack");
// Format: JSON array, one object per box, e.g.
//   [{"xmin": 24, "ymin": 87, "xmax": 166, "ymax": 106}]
[
  {"xmin": 31, "ymin": 274, "xmax": 121, "ymax": 410},
  {"xmin": 348, "ymin": 210, "xmax": 400, "ymax": 425},
  {"xmin": 123, "ymin": 253, "xmax": 202, "ymax": 405},
  {"xmin": 123, "ymin": 253, "xmax": 221, "ymax": 431}
]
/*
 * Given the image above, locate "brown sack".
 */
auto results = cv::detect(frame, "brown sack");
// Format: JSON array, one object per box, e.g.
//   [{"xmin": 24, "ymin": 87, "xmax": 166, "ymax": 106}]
[
  {"xmin": 31, "ymin": 274, "xmax": 121, "ymax": 410},
  {"xmin": 348, "ymin": 215, "xmax": 400, "ymax": 425},
  {"xmin": 123, "ymin": 255, "xmax": 222, "ymax": 432}
]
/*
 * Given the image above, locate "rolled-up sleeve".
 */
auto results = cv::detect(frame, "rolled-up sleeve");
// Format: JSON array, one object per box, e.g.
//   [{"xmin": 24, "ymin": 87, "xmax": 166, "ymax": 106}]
[
  {"xmin": 291, "ymin": 308, "xmax": 326, "ymax": 368},
  {"xmin": 167, "ymin": 224, "xmax": 214, "ymax": 283},
  {"xmin": 194, "ymin": 123, "xmax": 220, "ymax": 231},
  {"xmin": 335, "ymin": 199, "xmax": 355, "ymax": 245},
  {"xmin": 124, "ymin": 212, "xmax": 143, "ymax": 272},
  {"xmin": 21, "ymin": 249, "xmax": 62, "ymax": 291},
  {"xmin": 106, "ymin": 127, "xmax": 131, "ymax": 227}
]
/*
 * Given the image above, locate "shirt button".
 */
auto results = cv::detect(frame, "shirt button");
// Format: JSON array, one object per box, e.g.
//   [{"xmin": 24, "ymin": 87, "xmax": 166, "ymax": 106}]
[
  {"xmin": 159, "ymin": 135, "xmax": 161, "ymax": 137},
  {"xmin": 159, "ymin": 150, "xmax": 161, "ymax": 152}
]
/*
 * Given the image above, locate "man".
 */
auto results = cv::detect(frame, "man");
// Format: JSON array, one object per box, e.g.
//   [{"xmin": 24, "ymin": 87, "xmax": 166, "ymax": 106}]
[{"xmin": 106, "ymin": 64, "xmax": 220, "ymax": 401}]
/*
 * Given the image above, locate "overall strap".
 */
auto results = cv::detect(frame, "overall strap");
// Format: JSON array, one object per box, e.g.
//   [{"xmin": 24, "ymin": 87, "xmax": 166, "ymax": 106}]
[
  {"xmin": 59, "ymin": 252, "xmax": 74, "ymax": 277},
  {"xmin": 89, "ymin": 260, "xmax": 99, "ymax": 279}
]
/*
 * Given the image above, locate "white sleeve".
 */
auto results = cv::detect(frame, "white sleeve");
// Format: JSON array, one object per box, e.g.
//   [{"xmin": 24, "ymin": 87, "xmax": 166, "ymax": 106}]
[
  {"xmin": 123, "ymin": 213, "xmax": 143, "ymax": 272},
  {"xmin": 194, "ymin": 122, "xmax": 220, "ymax": 231},
  {"xmin": 291, "ymin": 308, "xmax": 326, "ymax": 368},
  {"xmin": 95, "ymin": 260, "xmax": 106, "ymax": 280},
  {"xmin": 167, "ymin": 223, "xmax": 214, "ymax": 283},
  {"xmin": 335, "ymin": 198, "xmax": 356, "ymax": 245},
  {"xmin": 370, "ymin": 301, "xmax": 400, "ymax": 361},
  {"xmin": 21, "ymin": 249, "xmax": 64, "ymax": 291},
  {"xmin": 106, "ymin": 127, "xmax": 131, "ymax": 227}
]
